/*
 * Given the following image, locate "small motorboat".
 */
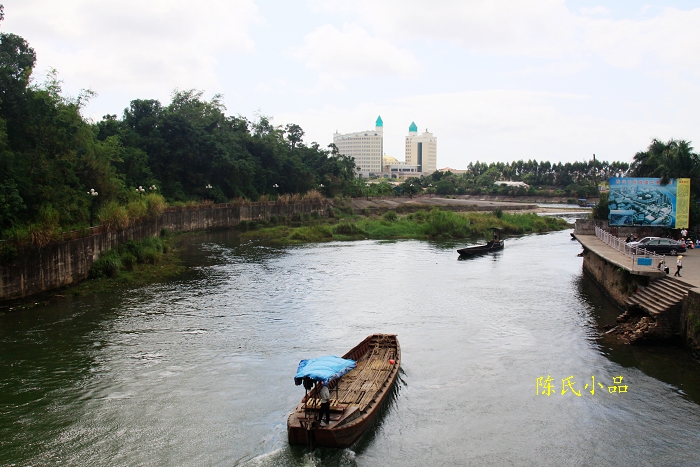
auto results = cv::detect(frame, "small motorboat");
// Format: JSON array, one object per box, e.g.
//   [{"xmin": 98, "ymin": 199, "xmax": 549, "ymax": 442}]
[
  {"xmin": 457, "ymin": 228, "xmax": 504, "ymax": 256},
  {"xmin": 287, "ymin": 334, "xmax": 400, "ymax": 448}
]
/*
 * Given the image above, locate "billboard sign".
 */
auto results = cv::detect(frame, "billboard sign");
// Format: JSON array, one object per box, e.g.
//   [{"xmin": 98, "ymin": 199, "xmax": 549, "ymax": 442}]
[{"xmin": 608, "ymin": 178, "xmax": 690, "ymax": 228}]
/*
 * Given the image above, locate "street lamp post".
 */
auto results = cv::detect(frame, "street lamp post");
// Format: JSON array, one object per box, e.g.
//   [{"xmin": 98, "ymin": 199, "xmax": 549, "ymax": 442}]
[
  {"xmin": 136, "ymin": 185, "xmax": 145, "ymax": 200},
  {"xmin": 409, "ymin": 183, "xmax": 414, "ymax": 199},
  {"xmin": 88, "ymin": 188, "xmax": 98, "ymax": 227},
  {"xmin": 149, "ymin": 185, "xmax": 157, "ymax": 193},
  {"xmin": 205, "ymin": 184, "xmax": 212, "ymax": 201}
]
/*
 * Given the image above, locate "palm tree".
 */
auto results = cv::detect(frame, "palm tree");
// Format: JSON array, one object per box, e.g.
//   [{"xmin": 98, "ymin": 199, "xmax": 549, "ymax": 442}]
[{"xmin": 631, "ymin": 138, "xmax": 700, "ymax": 190}]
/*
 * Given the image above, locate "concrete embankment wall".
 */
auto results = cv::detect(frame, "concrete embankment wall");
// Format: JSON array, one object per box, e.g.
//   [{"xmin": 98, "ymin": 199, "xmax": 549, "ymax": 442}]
[
  {"xmin": 581, "ymin": 248, "xmax": 647, "ymax": 308},
  {"xmin": 577, "ymin": 219, "xmax": 700, "ymax": 352},
  {"xmin": 682, "ymin": 290, "xmax": 700, "ymax": 355},
  {"xmin": 0, "ymin": 202, "xmax": 326, "ymax": 301}
]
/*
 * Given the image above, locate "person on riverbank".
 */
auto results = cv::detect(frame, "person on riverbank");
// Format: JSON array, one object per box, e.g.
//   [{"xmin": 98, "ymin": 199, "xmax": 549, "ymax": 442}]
[
  {"xmin": 318, "ymin": 382, "xmax": 331, "ymax": 425},
  {"xmin": 675, "ymin": 256, "xmax": 683, "ymax": 277},
  {"xmin": 658, "ymin": 260, "xmax": 669, "ymax": 274}
]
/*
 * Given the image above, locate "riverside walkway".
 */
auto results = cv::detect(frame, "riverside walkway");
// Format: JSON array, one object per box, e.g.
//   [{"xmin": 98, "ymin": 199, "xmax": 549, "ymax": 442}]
[{"xmin": 574, "ymin": 234, "xmax": 700, "ymax": 289}]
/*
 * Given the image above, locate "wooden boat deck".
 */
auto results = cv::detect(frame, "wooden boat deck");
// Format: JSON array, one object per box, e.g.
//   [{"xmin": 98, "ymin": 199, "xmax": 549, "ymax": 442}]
[
  {"xmin": 288, "ymin": 334, "xmax": 400, "ymax": 448},
  {"xmin": 305, "ymin": 336, "xmax": 397, "ymax": 412}
]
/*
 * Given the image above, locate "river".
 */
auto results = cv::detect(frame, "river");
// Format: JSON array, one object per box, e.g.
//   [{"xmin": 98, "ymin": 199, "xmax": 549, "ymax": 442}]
[{"xmin": 2, "ymin": 226, "xmax": 700, "ymax": 466}]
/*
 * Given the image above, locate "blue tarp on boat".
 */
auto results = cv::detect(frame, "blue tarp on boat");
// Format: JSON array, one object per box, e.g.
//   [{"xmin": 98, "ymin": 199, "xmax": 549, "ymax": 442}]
[{"xmin": 294, "ymin": 356, "xmax": 356, "ymax": 386}]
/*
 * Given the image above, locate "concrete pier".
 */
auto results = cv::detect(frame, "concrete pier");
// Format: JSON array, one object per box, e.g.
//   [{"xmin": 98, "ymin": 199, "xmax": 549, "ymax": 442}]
[{"xmin": 573, "ymin": 223, "xmax": 700, "ymax": 351}]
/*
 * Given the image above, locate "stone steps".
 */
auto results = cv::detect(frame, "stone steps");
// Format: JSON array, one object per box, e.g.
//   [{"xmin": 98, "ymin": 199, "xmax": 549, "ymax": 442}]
[{"xmin": 625, "ymin": 277, "xmax": 693, "ymax": 315}]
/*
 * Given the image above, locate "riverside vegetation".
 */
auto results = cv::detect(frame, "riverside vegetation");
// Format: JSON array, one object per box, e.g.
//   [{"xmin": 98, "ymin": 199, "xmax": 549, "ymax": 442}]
[
  {"xmin": 237, "ymin": 209, "xmax": 569, "ymax": 244},
  {"xmin": 74, "ymin": 209, "xmax": 565, "ymax": 297},
  {"xmin": 66, "ymin": 233, "xmax": 184, "ymax": 297}
]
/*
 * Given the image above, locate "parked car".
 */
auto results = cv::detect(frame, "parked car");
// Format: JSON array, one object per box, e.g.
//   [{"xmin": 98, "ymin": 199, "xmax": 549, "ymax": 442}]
[
  {"xmin": 629, "ymin": 237, "xmax": 686, "ymax": 255},
  {"xmin": 627, "ymin": 236, "xmax": 659, "ymax": 248}
]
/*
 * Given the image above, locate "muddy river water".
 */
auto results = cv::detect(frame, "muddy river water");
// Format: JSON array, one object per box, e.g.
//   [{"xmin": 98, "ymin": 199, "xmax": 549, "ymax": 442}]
[{"xmin": 2, "ymin": 227, "xmax": 700, "ymax": 466}]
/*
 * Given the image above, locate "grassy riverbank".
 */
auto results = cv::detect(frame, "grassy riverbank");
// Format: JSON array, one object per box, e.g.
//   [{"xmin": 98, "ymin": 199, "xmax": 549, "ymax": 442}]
[
  {"xmin": 51, "ymin": 235, "xmax": 185, "ymax": 301},
  {"xmin": 240, "ymin": 209, "xmax": 570, "ymax": 243}
]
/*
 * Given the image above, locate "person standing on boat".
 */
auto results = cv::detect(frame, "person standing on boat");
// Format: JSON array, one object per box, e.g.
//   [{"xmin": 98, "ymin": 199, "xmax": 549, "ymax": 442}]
[{"xmin": 319, "ymin": 382, "xmax": 331, "ymax": 425}]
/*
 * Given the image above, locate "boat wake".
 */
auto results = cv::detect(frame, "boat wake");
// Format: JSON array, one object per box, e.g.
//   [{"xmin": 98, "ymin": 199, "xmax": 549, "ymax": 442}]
[{"xmin": 240, "ymin": 447, "xmax": 359, "ymax": 467}]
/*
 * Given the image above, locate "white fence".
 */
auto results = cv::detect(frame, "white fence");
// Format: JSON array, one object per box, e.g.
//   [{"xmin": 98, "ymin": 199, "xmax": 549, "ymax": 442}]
[{"xmin": 594, "ymin": 226, "xmax": 668, "ymax": 272}]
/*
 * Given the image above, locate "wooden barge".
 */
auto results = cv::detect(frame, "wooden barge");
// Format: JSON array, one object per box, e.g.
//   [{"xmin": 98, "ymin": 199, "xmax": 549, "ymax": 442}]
[{"xmin": 287, "ymin": 334, "xmax": 400, "ymax": 448}]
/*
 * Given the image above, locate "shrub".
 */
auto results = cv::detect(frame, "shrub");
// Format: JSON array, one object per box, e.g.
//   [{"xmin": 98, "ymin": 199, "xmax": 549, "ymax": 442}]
[
  {"xmin": 303, "ymin": 189, "xmax": 324, "ymax": 203},
  {"xmin": 27, "ymin": 206, "xmax": 61, "ymax": 246},
  {"xmin": 121, "ymin": 253, "xmax": 137, "ymax": 271},
  {"xmin": 493, "ymin": 208, "xmax": 503, "ymax": 218},
  {"xmin": 383, "ymin": 211, "xmax": 398, "ymax": 222},
  {"xmin": 145, "ymin": 193, "xmax": 166, "ymax": 219},
  {"xmin": 140, "ymin": 247, "xmax": 162, "ymax": 264},
  {"xmin": 126, "ymin": 200, "xmax": 147, "ymax": 220},
  {"xmin": 99, "ymin": 202, "xmax": 130, "ymax": 231},
  {"xmin": 289, "ymin": 225, "xmax": 333, "ymax": 241},
  {"xmin": 421, "ymin": 209, "xmax": 472, "ymax": 239},
  {"xmin": 0, "ymin": 243, "xmax": 18, "ymax": 264},
  {"xmin": 90, "ymin": 250, "xmax": 122, "ymax": 278},
  {"xmin": 333, "ymin": 222, "xmax": 366, "ymax": 236},
  {"xmin": 28, "ymin": 223, "xmax": 55, "ymax": 247}
]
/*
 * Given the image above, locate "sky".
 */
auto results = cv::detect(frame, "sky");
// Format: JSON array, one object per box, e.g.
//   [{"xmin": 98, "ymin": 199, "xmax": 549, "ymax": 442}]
[{"xmin": 4, "ymin": 0, "xmax": 700, "ymax": 169}]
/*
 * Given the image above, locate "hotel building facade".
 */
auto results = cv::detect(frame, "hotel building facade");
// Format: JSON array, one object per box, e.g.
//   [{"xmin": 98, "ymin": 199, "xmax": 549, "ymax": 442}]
[
  {"xmin": 333, "ymin": 116, "xmax": 384, "ymax": 176},
  {"xmin": 404, "ymin": 122, "xmax": 437, "ymax": 175}
]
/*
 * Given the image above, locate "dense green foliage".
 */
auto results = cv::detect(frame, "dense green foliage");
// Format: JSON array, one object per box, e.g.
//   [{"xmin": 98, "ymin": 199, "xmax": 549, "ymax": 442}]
[
  {"xmin": 396, "ymin": 158, "xmax": 629, "ymax": 199},
  {"xmin": 90, "ymin": 235, "xmax": 171, "ymax": 279},
  {"xmin": 240, "ymin": 209, "xmax": 569, "ymax": 243},
  {"xmin": 0, "ymin": 20, "xmax": 356, "ymax": 240}
]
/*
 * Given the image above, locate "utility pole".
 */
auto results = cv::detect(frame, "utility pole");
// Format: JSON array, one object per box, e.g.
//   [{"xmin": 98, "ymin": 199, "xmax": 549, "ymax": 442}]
[{"xmin": 593, "ymin": 153, "xmax": 597, "ymax": 192}]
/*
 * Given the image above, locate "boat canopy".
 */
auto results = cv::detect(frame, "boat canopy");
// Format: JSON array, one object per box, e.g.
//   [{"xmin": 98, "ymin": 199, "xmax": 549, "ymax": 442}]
[{"xmin": 294, "ymin": 356, "xmax": 356, "ymax": 386}]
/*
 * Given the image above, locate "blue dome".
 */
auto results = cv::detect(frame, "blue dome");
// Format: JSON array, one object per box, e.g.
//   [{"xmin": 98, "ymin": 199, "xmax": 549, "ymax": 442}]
[
  {"xmin": 408, "ymin": 121, "xmax": 417, "ymax": 132},
  {"xmin": 376, "ymin": 115, "xmax": 383, "ymax": 127}
]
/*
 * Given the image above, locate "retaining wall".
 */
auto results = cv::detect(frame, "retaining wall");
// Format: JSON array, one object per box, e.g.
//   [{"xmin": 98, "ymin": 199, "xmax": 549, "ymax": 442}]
[
  {"xmin": 581, "ymin": 248, "xmax": 648, "ymax": 308},
  {"xmin": 0, "ymin": 202, "xmax": 326, "ymax": 301},
  {"xmin": 682, "ymin": 290, "xmax": 700, "ymax": 355},
  {"xmin": 583, "ymin": 242, "xmax": 700, "ymax": 352}
]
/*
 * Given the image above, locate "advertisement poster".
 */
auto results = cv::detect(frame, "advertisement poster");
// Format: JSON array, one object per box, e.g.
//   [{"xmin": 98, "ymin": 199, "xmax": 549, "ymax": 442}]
[{"xmin": 608, "ymin": 178, "xmax": 690, "ymax": 228}]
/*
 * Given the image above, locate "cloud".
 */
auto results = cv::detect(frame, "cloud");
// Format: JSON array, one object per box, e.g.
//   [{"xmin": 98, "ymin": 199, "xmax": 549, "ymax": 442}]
[
  {"xmin": 311, "ymin": 1, "xmax": 700, "ymax": 78},
  {"xmin": 578, "ymin": 6, "xmax": 611, "ymax": 16},
  {"xmin": 310, "ymin": 0, "xmax": 579, "ymax": 59},
  {"xmin": 292, "ymin": 23, "xmax": 421, "ymax": 78},
  {"xmin": 583, "ymin": 8, "xmax": 700, "ymax": 75},
  {"xmin": 5, "ymin": 0, "xmax": 261, "ymax": 96},
  {"xmin": 514, "ymin": 60, "xmax": 591, "ymax": 76}
]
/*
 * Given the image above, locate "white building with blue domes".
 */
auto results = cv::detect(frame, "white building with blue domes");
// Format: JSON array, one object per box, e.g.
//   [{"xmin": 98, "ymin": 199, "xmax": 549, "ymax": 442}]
[
  {"xmin": 405, "ymin": 122, "xmax": 437, "ymax": 174},
  {"xmin": 333, "ymin": 116, "xmax": 384, "ymax": 176}
]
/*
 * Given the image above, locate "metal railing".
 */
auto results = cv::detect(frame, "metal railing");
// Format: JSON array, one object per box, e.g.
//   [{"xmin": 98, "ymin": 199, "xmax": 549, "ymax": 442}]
[{"xmin": 594, "ymin": 226, "xmax": 667, "ymax": 272}]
